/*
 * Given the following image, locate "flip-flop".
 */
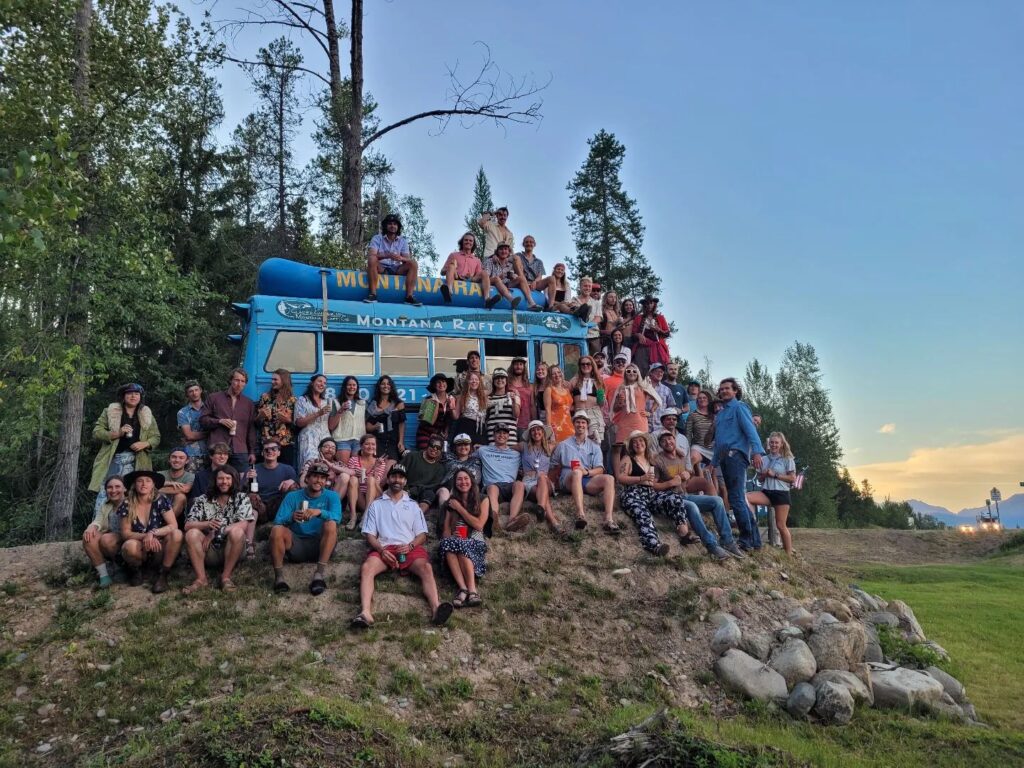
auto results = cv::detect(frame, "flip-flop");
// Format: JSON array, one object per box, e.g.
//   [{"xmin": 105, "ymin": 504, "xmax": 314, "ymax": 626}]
[
  {"xmin": 602, "ymin": 523, "xmax": 622, "ymax": 536},
  {"xmin": 181, "ymin": 580, "xmax": 208, "ymax": 596},
  {"xmin": 505, "ymin": 515, "xmax": 531, "ymax": 533},
  {"xmin": 309, "ymin": 577, "xmax": 327, "ymax": 596},
  {"xmin": 432, "ymin": 602, "xmax": 454, "ymax": 626},
  {"xmin": 350, "ymin": 614, "xmax": 373, "ymax": 629},
  {"xmin": 273, "ymin": 580, "xmax": 290, "ymax": 594},
  {"xmin": 221, "ymin": 578, "xmax": 238, "ymax": 592}
]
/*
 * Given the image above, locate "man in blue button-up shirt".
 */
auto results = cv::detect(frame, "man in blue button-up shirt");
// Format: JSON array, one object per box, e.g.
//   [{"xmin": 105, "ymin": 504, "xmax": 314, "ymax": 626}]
[{"xmin": 711, "ymin": 378, "xmax": 765, "ymax": 550}]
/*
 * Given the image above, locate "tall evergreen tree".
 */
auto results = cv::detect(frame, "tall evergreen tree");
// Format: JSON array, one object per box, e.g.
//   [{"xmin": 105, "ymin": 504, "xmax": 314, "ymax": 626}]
[
  {"xmin": 566, "ymin": 130, "xmax": 658, "ymax": 300},
  {"xmin": 398, "ymin": 195, "xmax": 440, "ymax": 274},
  {"xmin": 464, "ymin": 166, "xmax": 494, "ymax": 259}
]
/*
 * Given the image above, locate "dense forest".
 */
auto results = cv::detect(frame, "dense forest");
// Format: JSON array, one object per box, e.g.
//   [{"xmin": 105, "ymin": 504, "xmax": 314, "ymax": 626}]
[{"xmin": 0, "ymin": 1, "xmax": 937, "ymax": 545}]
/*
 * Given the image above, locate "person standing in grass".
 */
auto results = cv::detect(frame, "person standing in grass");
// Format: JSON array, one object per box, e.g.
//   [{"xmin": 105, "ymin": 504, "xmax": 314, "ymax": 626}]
[
  {"xmin": 746, "ymin": 431, "xmax": 797, "ymax": 556},
  {"xmin": 351, "ymin": 463, "xmax": 454, "ymax": 628},
  {"xmin": 82, "ymin": 475, "xmax": 126, "ymax": 589},
  {"xmin": 268, "ymin": 461, "xmax": 341, "ymax": 596}
]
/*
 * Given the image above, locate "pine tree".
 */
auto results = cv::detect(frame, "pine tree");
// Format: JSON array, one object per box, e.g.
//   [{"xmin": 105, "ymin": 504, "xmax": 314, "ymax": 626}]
[
  {"xmin": 464, "ymin": 166, "xmax": 494, "ymax": 259},
  {"xmin": 566, "ymin": 130, "xmax": 658, "ymax": 301}
]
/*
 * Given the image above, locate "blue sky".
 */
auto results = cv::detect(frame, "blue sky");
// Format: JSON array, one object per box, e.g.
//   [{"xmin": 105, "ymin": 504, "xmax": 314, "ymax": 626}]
[{"xmin": 196, "ymin": 1, "xmax": 1024, "ymax": 510}]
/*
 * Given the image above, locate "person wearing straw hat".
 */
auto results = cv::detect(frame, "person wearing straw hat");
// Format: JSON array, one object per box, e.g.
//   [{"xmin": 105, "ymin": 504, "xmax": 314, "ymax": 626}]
[{"xmin": 551, "ymin": 411, "xmax": 620, "ymax": 533}]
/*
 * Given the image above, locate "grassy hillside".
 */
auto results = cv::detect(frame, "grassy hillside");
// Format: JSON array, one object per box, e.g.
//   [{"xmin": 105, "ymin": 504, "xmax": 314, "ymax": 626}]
[{"xmin": 1, "ymin": 518, "xmax": 1022, "ymax": 766}]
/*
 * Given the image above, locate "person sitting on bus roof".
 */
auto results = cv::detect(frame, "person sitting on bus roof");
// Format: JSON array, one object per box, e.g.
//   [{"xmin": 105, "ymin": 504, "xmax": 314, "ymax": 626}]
[
  {"xmin": 365, "ymin": 375, "xmax": 406, "ymax": 461},
  {"xmin": 364, "ymin": 213, "xmax": 423, "ymax": 307},
  {"xmin": 478, "ymin": 424, "xmax": 530, "ymax": 532},
  {"xmin": 477, "ymin": 206, "xmax": 514, "ymax": 263},
  {"xmin": 351, "ymin": 463, "xmax": 454, "ymax": 628},
  {"xmin": 515, "ymin": 235, "xmax": 551, "ymax": 296},
  {"xmin": 483, "ymin": 243, "xmax": 542, "ymax": 312},
  {"xmin": 416, "ymin": 374, "xmax": 456, "ymax": 450},
  {"xmin": 440, "ymin": 232, "xmax": 484, "ymax": 304},
  {"xmin": 403, "ymin": 435, "xmax": 448, "ymax": 514},
  {"xmin": 551, "ymin": 411, "xmax": 620, "ymax": 534},
  {"xmin": 268, "ymin": 461, "xmax": 341, "ymax": 595}
]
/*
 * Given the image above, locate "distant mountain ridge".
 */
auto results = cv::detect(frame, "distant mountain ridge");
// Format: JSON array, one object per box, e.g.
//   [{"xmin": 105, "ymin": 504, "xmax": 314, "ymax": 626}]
[{"xmin": 908, "ymin": 493, "xmax": 1024, "ymax": 528}]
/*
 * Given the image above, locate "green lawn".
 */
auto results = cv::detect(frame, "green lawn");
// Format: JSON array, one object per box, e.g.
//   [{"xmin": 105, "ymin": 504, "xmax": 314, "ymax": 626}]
[{"xmin": 856, "ymin": 561, "xmax": 1024, "ymax": 731}]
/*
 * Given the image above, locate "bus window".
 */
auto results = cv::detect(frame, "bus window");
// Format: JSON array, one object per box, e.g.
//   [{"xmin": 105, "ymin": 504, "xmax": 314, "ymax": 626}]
[
  {"xmin": 484, "ymin": 338, "xmax": 528, "ymax": 374},
  {"xmin": 538, "ymin": 342, "xmax": 559, "ymax": 369},
  {"xmin": 324, "ymin": 332, "xmax": 374, "ymax": 376},
  {"xmin": 433, "ymin": 337, "xmax": 480, "ymax": 376},
  {"xmin": 381, "ymin": 335, "xmax": 429, "ymax": 376},
  {"xmin": 264, "ymin": 331, "xmax": 316, "ymax": 373},
  {"xmin": 562, "ymin": 343, "xmax": 582, "ymax": 380}
]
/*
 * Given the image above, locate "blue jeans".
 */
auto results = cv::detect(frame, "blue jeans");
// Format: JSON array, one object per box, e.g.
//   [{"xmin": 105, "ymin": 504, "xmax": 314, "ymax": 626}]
[
  {"xmin": 679, "ymin": 498, "xmax": 721, "ymax": 551},
  {"xmin": 721, "ymin": 451, "xmax": 761, "ymax": 548},
  {"xmin": 95, "ymin": 451, "xmax": 136, "ymax": 512},
  {"xmin": 685, "ymin": 493, "xmax": 735, "ymax": 546}
]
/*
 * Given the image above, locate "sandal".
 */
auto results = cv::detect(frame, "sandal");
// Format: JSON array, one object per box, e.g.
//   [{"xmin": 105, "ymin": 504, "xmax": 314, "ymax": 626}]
[
  {"xmin": 602, "ymin": 522, "xmax": 622, "ymax": 536},
  {"xmin": 452, "ymin": 589, "xmax": 469, "ymax": 609},
  {"xmin": 465, "ymin": 591, "xmax": 482, "ymax": 608},
  {"xmin": 680, "ymin": 534, "xmax": 701, "ymax": 547},
  {"xmin": 221, "ymin": 578, "xmax": 238, "ymax": 592},
  {"xmin": 245, "ymin": 541, "xmax": 256, "ymax": 560},
  {"xmin": 350, "ymin": 613, "xmax": 374, "ymax": 629},
  {"xmin": 181, "ymin": 579, "xmax": 208, "ymax": 596},
  {"xmin": 505, "ymin": 515, "xmax": 531, "ymax": 533},
  {"xmin": 574, "ymin": 516, "xmax": 588, "ymax": 530}
]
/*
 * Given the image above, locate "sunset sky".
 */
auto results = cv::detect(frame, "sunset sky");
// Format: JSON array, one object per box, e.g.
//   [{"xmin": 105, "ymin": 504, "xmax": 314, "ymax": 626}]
[{"xmin": 196, "ymin": 1, "xmax": 1024, "ymax": 510}]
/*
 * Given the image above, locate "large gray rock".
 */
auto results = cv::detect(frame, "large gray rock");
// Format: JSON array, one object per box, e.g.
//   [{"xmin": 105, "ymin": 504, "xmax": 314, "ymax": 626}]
[
  {"xmin": 786, "ymin": 682, "xmax": 816, "ymax": 719},
  {"xmin": 930, "ymin": 698, "xmax": 967, "ymax": 722},
  {"xmin": 813, "ymin": 612, "xmax": 839, "ymax": 630},
  {"xmin": 814, "ymin": 681, "xmax": 855, "ymax": 725},
  {"xmin": 872, "ymin": 668, "xmax": 945, "ymax": 710},
  {"xmin": 812, "ymin": 670, "xmax": 873, "ymax": 706},
  {"xmin": 776, "ymin": 625, "xmax": 804, "ymax": 641},
  {"xmin": 769, "ymin": 639, "xmax": 817, "ymax": 688},
  {"xmin": 925, "ymin": 666, "xmax": 967, "ymax": 704},
  {"xmin": 714, "ymin": 649, "xmax": 789, "ymax": 704},
  {"xmin": 851, "ymin": 588, "xmax": 882, "ymax": 613},
  {"xmin": 787, "ymin": 606, "xmax": 814, "ymax": 630},
  {"xmin": 812, "ymin": 598, "xmax": 853, "ymax": 622},
  {"xmin": 711, "ymin": 620, "xmax": 742, "ymax": 656},
  {"xmin": 740, "ymin": 631, "xmax": 772, "ymax": 662},
  {"xmin": 922, "ymin": 640, "xmax": 950, "ymax": 661},
  {"xmin": 808, "ymin": 620, "xmax": 867, "ymax": 672},
  {"xmin": 867, "ymin": 612, "xmax": 899, "ymax": 628},
  {"xmin": 886, "ymin": 600, "xmax": 926, "ymax": 643},
  {"xmin": 863, "ymin": 623, "xmax": 885, "ymax": 663}
]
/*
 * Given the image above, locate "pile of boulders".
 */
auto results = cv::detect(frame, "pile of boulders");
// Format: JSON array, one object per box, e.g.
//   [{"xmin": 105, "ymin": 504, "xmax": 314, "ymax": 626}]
[{"xmin": 708, "ymin": 586, "xmax": 980, "ymax": 725}]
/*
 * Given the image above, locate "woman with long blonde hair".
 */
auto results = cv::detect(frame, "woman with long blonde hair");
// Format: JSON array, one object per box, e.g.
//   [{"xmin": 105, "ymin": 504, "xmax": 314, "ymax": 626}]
[
  {"xmin": 569, "ymin": 355, "xmax": 606, "ymax": 444},
  {"xmin": 609, "ymin": 363, "xmax": 661, "ymax": 466},
  {"xmin": 118, "ymin": 470, "xmax": 183, "ymax": 593},
  {"xmin": 746, "ymin": 431, "xmax": 797, "ymax": 555},
  {"xmin": 543, "ymin": 365, "xmax": 574, "ymax": 441}
]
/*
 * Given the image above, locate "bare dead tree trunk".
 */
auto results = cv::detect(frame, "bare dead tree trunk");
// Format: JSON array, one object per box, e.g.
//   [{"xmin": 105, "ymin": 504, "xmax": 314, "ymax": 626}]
[
  {"xmin": 46, "ymin": 0, "xmax": 93, "ymax": 541},
  {"xmin": 340, "ymin": 0, "xmax": 363, "ymax": 247}
]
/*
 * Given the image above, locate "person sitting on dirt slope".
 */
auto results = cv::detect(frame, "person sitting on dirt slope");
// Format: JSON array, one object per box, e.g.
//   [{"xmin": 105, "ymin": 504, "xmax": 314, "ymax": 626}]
[
  {"xmin": 182, "ymin": 465, "xmax": 254, "ymax": 595},
  {"xmin": 351, "ymin": 463, "xmax": 454, "ymax": 629},
  {"xmin": 437, "ymin": 468, "xmax": 490, "ymax": 610},
  {"xmin": 551, "ymin": 411, "xmax": 620, "ymax": 534},
  {"xmin": 268, "ymin": 461, "xmax": 341, "ymax": 596},
  {"xmin": 117, "ymin": 469, "xmax": 182, "ymax": 594},
  {"xmin": 82, "ymin": 475, "xmax": 126, "ymax": 589}
]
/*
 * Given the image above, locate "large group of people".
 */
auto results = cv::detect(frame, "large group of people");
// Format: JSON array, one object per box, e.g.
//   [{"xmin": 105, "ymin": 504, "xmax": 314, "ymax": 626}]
[{"xmin": 83, "ymin": 214, "xmax": 800, "ymax": 626}]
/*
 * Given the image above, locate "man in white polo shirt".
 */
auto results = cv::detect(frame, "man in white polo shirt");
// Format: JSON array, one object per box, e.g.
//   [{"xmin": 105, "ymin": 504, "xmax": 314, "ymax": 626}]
[
  {"xmin": 352, "ymin": 463, "xmax": 453, "ymax": 628},
  {"xmin": 551, "ymin": 411, "xmax": 620, "ymax": 534}
]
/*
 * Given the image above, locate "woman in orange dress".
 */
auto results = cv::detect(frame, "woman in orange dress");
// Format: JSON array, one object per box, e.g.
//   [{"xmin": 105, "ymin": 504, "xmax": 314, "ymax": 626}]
[
  {"xmin": 609, "ymin": 363, "xmax": 662, "ymax": 467},
  {"xmin": 543, "ymin": 365, "xmax": 574, "ymax": 442}
]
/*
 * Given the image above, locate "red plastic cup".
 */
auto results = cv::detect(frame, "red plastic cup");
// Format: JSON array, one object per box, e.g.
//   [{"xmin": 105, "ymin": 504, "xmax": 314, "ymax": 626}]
[
  {"xmin": 456, "ymin": 524, "xmax": 468, "ymax": 539},
  {"xmin": 570, "ymin": 459, "xmax": 581, "ymax": 471}
]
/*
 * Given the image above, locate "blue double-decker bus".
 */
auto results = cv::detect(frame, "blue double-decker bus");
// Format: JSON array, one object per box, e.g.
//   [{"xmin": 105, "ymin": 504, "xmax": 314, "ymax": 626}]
[{"xmin": 233, "ymin": 258, "xmax": 588, "ymax": 446}]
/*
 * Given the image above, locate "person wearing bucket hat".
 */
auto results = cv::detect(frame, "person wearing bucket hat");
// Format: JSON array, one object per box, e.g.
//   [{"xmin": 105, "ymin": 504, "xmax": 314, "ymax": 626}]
[
  {"xmin": 416, "ymin": 374, "xmax": 456, "ymax": 449},
  {"xmin": 117, "ymin": 469, "xmax": 181, "ymax": 593},
  {"xmin": 551, "ymin": 411, "xmax": 619, "ymax": 533},
  {"xmin": 268, "ymin": 460, "xmax": 342, "ymax": 595},
  {"xmin": 353, "ymin": 462, "xmax": 454, "ymax": 628},
  {"xmin": 90, "ymin": 382, "xmax": 161, "ymax": 515}
]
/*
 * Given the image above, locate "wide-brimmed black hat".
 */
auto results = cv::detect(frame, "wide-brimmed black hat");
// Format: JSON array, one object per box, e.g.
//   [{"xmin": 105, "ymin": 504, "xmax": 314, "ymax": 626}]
[
  {"xmin": 123, "ymin": 469, "xmax": 165, "ymax": 490},
  {"xmin": 427, "ymin": 373, "xmax": 455, "ymax": 394}
]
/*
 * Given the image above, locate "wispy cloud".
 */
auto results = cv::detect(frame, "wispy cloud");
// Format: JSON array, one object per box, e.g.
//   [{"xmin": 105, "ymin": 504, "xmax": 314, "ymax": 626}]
[
  {"xmin": 878, "ymin": 423, "xmax": 896, "ymax": 434},
  {"xmin": 848, "ymin": 433, "xmax": 1024, "ymax": 511}
]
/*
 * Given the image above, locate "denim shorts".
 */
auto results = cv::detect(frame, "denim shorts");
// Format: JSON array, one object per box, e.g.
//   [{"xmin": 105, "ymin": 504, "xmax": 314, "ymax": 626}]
[{"xmin": 334, "ymin": 439, "xmax": 360, "ymax": 454}]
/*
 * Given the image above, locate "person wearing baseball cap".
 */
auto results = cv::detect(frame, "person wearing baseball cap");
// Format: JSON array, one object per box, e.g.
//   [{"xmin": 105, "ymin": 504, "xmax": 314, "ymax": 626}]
[
  {"xmin": 436, "ymin": 433, "xmax": 483, "ymax": 514},
  {"xmin": 352, "ymin": 463, "xmax": 454, "ymax": 628},
  {"xmin": 89, "ymin": 381, "xmax": 161, "ymax": 515},
  {"xmin": 551, "ymin": 411, "xmax": 620, "ymax": 533},
  {"xmin": 268, "ymin": 460, "xmax": 342, "ymax": 596},
  {"xmin": 478, "ymin": 422, "xmax": 529, "ymax": 532}
]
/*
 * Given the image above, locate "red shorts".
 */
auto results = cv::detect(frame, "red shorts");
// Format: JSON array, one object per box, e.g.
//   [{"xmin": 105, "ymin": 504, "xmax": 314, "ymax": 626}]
[{"xmin": 367, "ymin": 544, "xmax": 428, "ymax": 571}]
